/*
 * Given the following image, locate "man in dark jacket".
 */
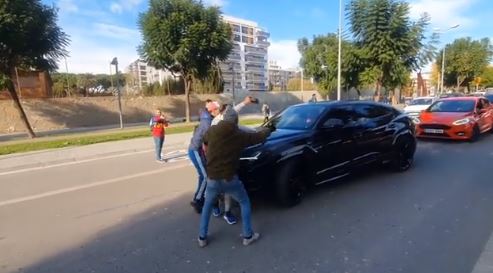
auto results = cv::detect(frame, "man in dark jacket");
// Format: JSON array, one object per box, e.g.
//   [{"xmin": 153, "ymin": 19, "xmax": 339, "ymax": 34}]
[
  {"xmin": 198, "ymin": 107, "xmax": 272, "ymax": 247},
  {"xmin": 188, "ymin": 100, "xmax": 220, "ymax": 213}
]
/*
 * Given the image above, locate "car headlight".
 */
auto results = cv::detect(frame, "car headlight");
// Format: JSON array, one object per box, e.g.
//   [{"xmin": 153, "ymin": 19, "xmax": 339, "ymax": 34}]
[{"xmin": 452, "ymin": 118, "xmax": 472, "ymax": 126}]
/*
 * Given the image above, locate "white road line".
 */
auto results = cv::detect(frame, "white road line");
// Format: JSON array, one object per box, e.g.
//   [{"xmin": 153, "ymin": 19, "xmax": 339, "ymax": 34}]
[
  {"xmin": 0, "ymin": 149, "xmax": 157, "ymax": 176},
  {"xmin": 0, "ymin": 162, "xmax": 190, "ymax": 208}
]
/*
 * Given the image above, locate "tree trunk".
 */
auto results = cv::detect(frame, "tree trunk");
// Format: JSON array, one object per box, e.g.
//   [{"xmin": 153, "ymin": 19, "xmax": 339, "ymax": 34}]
[
  {"xmin": 6, "ymin": 77, "xmax": 36, "ymax": 138},
  {"xmin": 184, "ymin": 74, "xmax": 191, "ymax": 123}
]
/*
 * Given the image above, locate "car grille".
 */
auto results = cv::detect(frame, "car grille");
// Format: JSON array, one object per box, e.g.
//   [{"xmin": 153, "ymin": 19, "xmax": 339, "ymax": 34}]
[{"xmin": 419, "ymin": 124, "xmax": 451, "ymax": 130}]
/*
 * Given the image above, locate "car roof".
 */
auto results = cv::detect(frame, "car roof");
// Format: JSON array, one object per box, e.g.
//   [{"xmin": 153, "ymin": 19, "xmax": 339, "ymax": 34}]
[
  {"xmin": 295, "ymin": 100, "xmax": 395, "ymax": 108},
  {"xmin": 439, "ymin": 96, "xmax": 479, "ymax": 101},
  {"xmin": 413, "ymin": 96, "xmax": 435, "ymax": 99}
]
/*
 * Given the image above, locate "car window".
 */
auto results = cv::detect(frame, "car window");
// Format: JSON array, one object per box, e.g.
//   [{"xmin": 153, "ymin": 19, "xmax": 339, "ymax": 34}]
[
  {"xmin": 428, "ymin": 100, "xmax": 475, "ymax": 112},
  {"xmin": 268, "ymin": 105, "xmax": 326, "ymax": 130},
  {"xmin": 485, "ymin": 94, "xmax": 493, "ymax": 103},
  {"xmin": 481, "ymin": 99, "xmax": 490, "ymax": 108},
  {"xmin": 409, "ymin": 98, "xmax": 433, "ymax": 105},
  {"xmin": 320, "ymin": 105, "xmax": 353, "ymax": 128}
]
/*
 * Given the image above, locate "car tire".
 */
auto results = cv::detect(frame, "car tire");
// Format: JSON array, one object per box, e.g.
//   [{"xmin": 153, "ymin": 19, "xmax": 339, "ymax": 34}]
[
  {"xmin": 390, "ymin": 135, "xmax": 416, "ymax": 172},
  {"xmin": 275, "ymin": 160, "xmax": 306, "ymax": 207},
  {"xmin": 470, "ymin": 125, "xmax": 480, "ymax": 142}
]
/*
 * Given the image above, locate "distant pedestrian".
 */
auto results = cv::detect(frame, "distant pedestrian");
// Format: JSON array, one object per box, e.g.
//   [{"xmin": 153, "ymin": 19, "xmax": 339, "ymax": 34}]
[
  {"xmin": 309, "ymin": 94, "xmax": 318, "ymax": 103},
  {"xmin": 261, "ymin": 103, "xmax": 271, "ymax": 123},
  {"xmin": 149, "ymin": 109, "xmax": 168, "ymax": 162},
  {"xmin": 198, "ymin": 107, "xmax": 272, "ymax": 247}
]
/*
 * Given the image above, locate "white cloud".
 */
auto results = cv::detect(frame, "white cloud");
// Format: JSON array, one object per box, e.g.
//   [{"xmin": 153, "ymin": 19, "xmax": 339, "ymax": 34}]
[
  {"xmin": 58, "ymin": 0, "xmax": 78, "ymax": 13},
  {"xmin": 60, "ymin": 33, "xmax": 139, "ymax": 74},
  {"xmin": 203, "ymin": 0, "xmax": 228, "ymax": 7},
  {"xmin": 409, "ymin": 0, "xmax": 477, "ymax": 29},
  {"xmin": 93, "ymin": 23, "xmax": 140, "ymax": 40},
  {"xmin": 109, "ymin": 0, "xmax": 144, "ymax": 13},
  {"xmin": 268, "ymin": 40, "xmax": 301, "ymax": 69},
  {"xmin": 110, "ymin": 3, "xmax": 123, "ymax": 14}
]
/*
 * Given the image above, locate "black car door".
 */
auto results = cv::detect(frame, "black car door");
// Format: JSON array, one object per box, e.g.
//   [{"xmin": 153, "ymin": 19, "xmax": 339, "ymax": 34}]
[
  {"xmin": 310, "ymin": 105, "xmax": 356, "ymax": 184},
  {"xmin": 349, "ymin": 104, "xmax": 395, "ymax": 167}
]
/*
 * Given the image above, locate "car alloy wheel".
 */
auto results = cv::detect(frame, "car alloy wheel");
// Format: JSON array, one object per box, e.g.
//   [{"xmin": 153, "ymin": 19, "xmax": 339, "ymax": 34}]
[
  {"xmin": 276, "ymin": 160, "xmax": 306, "ymax": 207},
  {"xmin": 391, "ymin": 136, "xmax": 415, "ymax": 172}
]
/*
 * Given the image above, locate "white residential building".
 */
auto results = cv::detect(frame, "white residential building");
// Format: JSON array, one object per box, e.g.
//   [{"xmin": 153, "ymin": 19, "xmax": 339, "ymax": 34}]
[
  {"xmin": 220, "ymin": 15, "xmax": 270, "ymax": 92},
  {"xmin": 268, "ymin": 60, "xmax": 298, "ymax": 91},
  {"xmin": 126, "ymin": 59, "xmax": 174, "ymax": 90}
]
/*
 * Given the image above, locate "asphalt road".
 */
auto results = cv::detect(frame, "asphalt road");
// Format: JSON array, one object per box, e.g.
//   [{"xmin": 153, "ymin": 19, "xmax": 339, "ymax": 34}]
[{"xmin": 1, "ymin": 134, "xmax": 493, "ymax": 273}]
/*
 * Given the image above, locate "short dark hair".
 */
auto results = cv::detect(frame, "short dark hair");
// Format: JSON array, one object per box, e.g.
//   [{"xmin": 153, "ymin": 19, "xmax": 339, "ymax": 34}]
[{"xmin": 205, "ymin": 99, "xmax": 213, "ymax": 103}]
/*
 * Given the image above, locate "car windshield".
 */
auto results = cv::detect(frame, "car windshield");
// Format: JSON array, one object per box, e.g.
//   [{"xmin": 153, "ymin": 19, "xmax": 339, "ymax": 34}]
[
  {"xmin": 409, "ymin": 98, "xmax": 433, "ymax": 105},
  {"xmin": 428, "ymin": 100, "xmax": 475, "ymax": 113},
  {"xmin": 485, "ymin": 94, "xmax": 493, "ymax": 103},
  {"xmin": 267, "ymin": 105, "xmax": 326, "ymax": 130}
]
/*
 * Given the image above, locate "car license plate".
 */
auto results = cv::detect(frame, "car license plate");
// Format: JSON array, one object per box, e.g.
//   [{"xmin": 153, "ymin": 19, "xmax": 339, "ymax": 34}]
[{"xmin": 424, "ymin": 129, "xmax": 444, "ymax": 134}]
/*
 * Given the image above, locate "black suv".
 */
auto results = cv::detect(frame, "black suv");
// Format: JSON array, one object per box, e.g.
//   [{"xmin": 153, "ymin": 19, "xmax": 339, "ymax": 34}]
[{"xmin": 239, "ymin": 101, "xmax": 416, "ymax": 206}]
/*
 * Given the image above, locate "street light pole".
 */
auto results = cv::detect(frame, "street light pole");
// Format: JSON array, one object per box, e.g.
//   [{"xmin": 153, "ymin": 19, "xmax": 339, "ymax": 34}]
[
  {"xmin": 440, "ymin": 46, "xmax": 446, "ymax": 94},
  {"xmin": 337, "ymin": 0, "xmax": 343, "ymax": 101},
  {"xmin": 301, "ymin": 68, "xmax": 304, "ymax": 102},
  {"xmin": 111, "ymin": 57, "xmax": 124, "ymax": 129},
  {"xmin": 437, "ymin": 24, "xmax": 460, "ymax": 94}
]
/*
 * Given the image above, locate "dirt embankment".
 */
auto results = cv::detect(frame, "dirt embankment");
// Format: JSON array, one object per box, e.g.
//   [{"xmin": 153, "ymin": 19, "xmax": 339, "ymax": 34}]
[{"xmin": 0, "ymin": 91, "xmax": 311, "ymax": 134}]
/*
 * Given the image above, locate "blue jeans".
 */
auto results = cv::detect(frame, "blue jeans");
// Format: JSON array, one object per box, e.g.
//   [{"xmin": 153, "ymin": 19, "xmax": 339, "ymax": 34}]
[
  {"xmin": 199, "ymin": 176, "xmax": 253, "ymax": 239},
  {"xmin": 153, "ymin": 136, "xmax": 164, "ymax": 160},
  {"xmin": 188, "ymin": 149, "xmax": 207, "ymax": 201}
]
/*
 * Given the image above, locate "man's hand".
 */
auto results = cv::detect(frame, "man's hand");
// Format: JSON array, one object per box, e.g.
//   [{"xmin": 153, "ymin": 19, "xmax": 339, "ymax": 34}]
[{"xmin": 243, "ymin": 96, "xmax": 253, "ymax": 105}]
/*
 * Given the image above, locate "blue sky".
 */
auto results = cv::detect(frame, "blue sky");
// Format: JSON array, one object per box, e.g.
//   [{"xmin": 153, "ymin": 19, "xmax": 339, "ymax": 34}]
[{"xmin": 42, "ymin": 0, "xmax": 493, "ymax": 74}]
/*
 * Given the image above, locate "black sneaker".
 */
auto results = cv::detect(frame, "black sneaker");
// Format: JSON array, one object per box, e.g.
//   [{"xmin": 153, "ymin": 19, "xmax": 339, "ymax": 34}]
[
  {"xmin": 223, "ymin": 212, "xmax": 237, "ymax": 225},
  {"xmin": 190, "ymin": 200, "xmax": 203, "ymax": 214}
]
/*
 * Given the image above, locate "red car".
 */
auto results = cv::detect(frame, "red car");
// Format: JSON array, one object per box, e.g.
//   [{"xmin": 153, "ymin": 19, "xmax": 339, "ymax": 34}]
[{"xmin": 415, "ymin": 97, "xmax": 493, "ymax": 142}]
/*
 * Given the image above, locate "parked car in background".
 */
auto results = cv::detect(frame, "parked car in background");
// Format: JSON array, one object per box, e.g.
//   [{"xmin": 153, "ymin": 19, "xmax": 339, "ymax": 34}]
[
  {"xmin": 403, "ymin": 96, "xmax": 436, "ymax": 118},
  {"xmin": 238, "ymin": 101, "xmax": 417, "ymax": 206},
  {"xmin": 485, "ymin": 92, "xmax": 493, "ymax": 103},
  {"xmin": 415, "ymin": 97, "xmax": 493, "ymax": 142}
]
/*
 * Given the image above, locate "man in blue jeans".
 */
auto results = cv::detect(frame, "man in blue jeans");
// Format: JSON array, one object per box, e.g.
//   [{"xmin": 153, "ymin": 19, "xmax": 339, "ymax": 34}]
[
  {"xmin": 188, "ymin": 100, "xmax": 221, "ymax": 214},
  {"xmin": 198, "ymin": 107, "xmax": 272, "ymax": 247}
]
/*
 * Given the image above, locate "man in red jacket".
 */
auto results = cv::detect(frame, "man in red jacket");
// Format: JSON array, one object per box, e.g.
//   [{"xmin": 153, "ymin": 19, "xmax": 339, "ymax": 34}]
[{"xmin": 150, "ymin": 109, "xmax": 168, "ymax": 162}]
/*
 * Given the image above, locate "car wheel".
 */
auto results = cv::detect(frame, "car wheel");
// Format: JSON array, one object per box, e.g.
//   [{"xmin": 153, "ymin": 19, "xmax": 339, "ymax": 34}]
[
  {"xmin": 275, "ymin": 160, "xmax": 306, "ymax": 207},
  {"xmin": 470, "ymin": 125, "xmax": 480, "ymax": 142},
  {"xmin": 391, "ymin": 135, "xmax": 416, "ymax": 172}
]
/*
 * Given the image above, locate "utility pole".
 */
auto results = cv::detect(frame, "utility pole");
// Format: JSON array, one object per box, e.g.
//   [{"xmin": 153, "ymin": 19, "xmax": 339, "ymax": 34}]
[
  {"xmin": 337, "ymin": 0, "xmax": 343, "ymax": 101},
  {"xmin": 111, "ymin": 57, "xmax": 124, "ymax": 129}
]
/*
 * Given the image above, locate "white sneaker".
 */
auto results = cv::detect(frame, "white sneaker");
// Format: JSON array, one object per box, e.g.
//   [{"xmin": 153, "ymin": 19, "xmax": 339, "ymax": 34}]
[
  {"xmin": 242, "ymin": 232, "xmax": 260, "ymax": 246},
  {"xmin": 198, "ymin": 237, "xmax": 207, "ymax": 248}
]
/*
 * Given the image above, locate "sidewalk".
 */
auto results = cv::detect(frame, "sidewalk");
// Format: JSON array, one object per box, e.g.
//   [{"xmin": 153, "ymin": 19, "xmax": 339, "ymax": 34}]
[{"xmin": 0, "ymin": 131, "xmax": 193, "ymax": 173}]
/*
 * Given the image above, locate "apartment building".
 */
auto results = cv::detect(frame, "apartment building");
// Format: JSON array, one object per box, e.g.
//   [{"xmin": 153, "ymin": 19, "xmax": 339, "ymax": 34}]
[
  {"xmin": 220, "ymin": 15, "xmax": 270, "ymax": 92},
  {"xmin": 268, "ymin": 60, "xmax": 297, "ymax": 91},
  {"xmin": 126, "ymin": 59, "xmax": 174, "ymax": 90}
]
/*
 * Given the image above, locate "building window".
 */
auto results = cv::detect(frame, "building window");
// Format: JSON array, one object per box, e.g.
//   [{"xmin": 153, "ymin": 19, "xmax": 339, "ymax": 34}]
[
  {"xmin": 242, "ymin": 36, "xmax": 248, "ymax": 43},
  {"xmin": 139, "ymin": 65, "xmax": 146, "ymax": 70},
  {"xmin": 234, "ymin": 34, "xmax": 241, "ymax": 42},
  {"xmin": 232, "ymin": 24, "xmax": 240, "ymax": 33}
]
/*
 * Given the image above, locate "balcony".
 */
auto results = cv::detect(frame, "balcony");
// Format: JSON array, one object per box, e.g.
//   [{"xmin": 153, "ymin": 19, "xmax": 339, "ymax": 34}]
[
  {"xmin": 256, "ymin": 40, "xmax": 270, "ymax": 48},
  {"xmin": 245, "ymin": 65, "xmax": 265, "ymax": 72},
  {"xmin": 256, "ymin": 30, "xmax": 270, "ymax": 38},
  {"xmin": 245, "ymin": 57, "xmax": 265, "ymax": 64}
]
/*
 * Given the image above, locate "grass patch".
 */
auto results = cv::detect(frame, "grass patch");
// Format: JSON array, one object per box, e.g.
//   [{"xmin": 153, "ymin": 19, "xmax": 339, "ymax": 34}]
[{"xmin": 0, "ymin": 118, "xmax": 263, "ymax": 156}]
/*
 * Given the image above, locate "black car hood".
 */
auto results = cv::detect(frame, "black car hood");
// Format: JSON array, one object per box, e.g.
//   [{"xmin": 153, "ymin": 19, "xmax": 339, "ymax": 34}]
[
  {"xmin": 242, "ymin": 128, "xmax": 308, "ymax": 156},
  {"xmin": 266, "ymin": 128, "xmax": 307, "ymax": 143}
]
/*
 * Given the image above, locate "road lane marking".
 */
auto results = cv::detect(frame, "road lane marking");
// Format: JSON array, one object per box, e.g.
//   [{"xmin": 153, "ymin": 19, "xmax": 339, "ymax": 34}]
[
  {"xmin": 0, "ymin": 148, "xmax": 188, "ymax": 177},
  {"xmin": 0, "ymin": 162, "xmax": 190, "ymax": 208}
]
